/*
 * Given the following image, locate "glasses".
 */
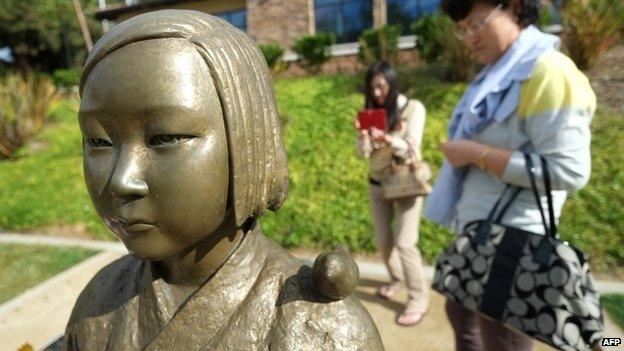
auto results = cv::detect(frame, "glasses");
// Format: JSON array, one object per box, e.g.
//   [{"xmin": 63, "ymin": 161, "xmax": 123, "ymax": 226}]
[{"xmin": 455, "ymin": 3, "xmax": 503, "ymax": 40}]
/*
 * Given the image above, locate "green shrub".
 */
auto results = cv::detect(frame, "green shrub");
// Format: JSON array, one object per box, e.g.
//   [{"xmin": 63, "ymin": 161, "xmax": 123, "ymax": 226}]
[
  {"xmin": 411, "ymin": 14, "xmax": 476, "ymax": 81},
  {"xmin": 357, "ymin": 25, "xmax": 401, "ymax": 66},
  {"xmin": 52, "ymin": 68, "xmax": 81, "ymax": 89},
  {"xmin": 412, "ymin": 15, "xmax": 444, "ymax": 64},
  {"xmin": 538, "ymin": 5, "xmax": 558, "ymax": 29},
  {"xmin": 0, "ymin": 74, "xmax": 58, "ymax": 158},
  {"xmin": 259, "ymin": 43, "xmax": 288, "ymax": 75},
  {"xmin": 292, "ymin": 33, "xmax": 335, "ymax": 74},
  {"xmin": 562, "ymin": 0, "xmax": 623, "ymax": 70},
  {"xmin": 259, "ymin": 43, "xmax": 284, "ymax": 68}
]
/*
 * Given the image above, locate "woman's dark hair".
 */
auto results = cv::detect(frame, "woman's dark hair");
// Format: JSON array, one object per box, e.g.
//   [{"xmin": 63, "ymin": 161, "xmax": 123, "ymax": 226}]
[
  {"xmin": 441, "ymin": 0, "xmax": 540, "ymax": 27},
  {"xmin": 364, "ymin": 61, "xmax": 401, "ymax": 131}
]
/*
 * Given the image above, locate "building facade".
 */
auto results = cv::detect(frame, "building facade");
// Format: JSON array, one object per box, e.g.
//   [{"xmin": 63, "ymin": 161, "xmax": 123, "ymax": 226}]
[{"xmin": 96, "ymin": 0, "xmax": 442, "ymax": 73}]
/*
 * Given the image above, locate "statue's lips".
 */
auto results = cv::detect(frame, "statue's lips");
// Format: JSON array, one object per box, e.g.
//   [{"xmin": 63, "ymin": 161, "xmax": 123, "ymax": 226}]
[{"xmin": 124, "ymin": 223, "xmax": 154, "ymax": 232}]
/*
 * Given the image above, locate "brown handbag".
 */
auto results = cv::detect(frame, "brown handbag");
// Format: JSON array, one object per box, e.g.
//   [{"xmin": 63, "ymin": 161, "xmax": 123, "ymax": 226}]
[{"xmin": 382, "ymin": 144, "xmax": 432, "ymax": 200}]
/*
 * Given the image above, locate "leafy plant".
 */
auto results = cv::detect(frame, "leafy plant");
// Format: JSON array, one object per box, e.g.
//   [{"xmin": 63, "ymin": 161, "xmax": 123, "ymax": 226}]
[
  {"xmin": 412, "ymin": 15, "xmax": 444, "ymax": 64},
  {"xmin": 561, "ymin": 0, "xmax": 624, "ymax": 70},
  {"xmin": 538, "ymin": 5, "xmax": 558, "ymax": 29},
  {"xmin": 411, "ymin": 14, "xmax": 476, "ymax": 81},
  {"xmin": 292, "ymin": 33, "xmax": 335, "ymax": 74},
  {"xmin": 0, "ymin": 74, "xmax": 58, "ymax": 158},
  {"xmin": 357, "ymin": 25, "xmax": 401, "ymax": 66},
  {"xmin": 52, "ymin": 68, "xmax": 81, "ymax": 89},
  {"xmin": 259, "ymin": 43, "xmax": 288, "ymax": 75}
]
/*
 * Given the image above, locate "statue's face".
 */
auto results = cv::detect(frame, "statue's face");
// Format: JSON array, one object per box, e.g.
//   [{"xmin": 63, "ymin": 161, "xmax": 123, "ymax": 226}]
[{"xmin": 79, "ymin": 39, "xmax": 229, "ymax": 260}]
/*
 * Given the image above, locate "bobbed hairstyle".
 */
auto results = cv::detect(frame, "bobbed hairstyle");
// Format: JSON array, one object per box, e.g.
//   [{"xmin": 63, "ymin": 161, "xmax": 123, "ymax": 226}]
[
  {"xmin": 79, "ymin": 10, "xmax": 289, "ymax": 228},
  {"xmin": 441, "ymin": 0, "xmax": 540, "ymax": 27},
  {"xmin": 364, "ymin": 61, "xmax": 401, "ymax": 131}
]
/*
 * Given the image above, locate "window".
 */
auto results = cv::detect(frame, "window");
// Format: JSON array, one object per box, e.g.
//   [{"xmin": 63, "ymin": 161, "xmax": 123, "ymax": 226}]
[
  {"xmin": 387, "ymin": 0, "xmax": 441, "ymax": 34},
  {"xmin": 216, "ymin": 9, "xmax": 247, "ymax": 31},
  {"xmin": 315, "ymin": 0, "xmax": 373, "ymax": 43}
]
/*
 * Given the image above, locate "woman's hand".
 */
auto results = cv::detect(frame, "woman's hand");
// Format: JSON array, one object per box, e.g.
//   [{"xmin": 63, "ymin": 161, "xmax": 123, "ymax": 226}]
[
  {"xmin": 370, "ymin": 127, "xmax": 393, "ymax": 144},
  {"xmin": 439, "ymin": 139, "xmax": 483, "ymax": 167},
  {"xmin": 354, "ymin": 120, "xmax": 369, "ymax": 139}
]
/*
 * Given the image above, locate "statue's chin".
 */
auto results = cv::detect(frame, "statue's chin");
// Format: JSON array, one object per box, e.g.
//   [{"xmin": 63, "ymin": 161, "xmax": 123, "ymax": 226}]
[{"xmin": 115, "ymin": 229, "xmax": 186, "ymax": 262}]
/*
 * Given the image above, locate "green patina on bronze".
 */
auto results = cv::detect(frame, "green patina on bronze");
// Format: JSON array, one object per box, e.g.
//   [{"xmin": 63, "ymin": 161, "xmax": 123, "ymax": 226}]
[{"xmin": 63, "ymin": 10, "xmax": 382, "ymax": 350}]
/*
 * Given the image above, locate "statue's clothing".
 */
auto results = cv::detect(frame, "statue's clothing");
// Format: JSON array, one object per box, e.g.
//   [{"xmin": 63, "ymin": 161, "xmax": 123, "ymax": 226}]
[{"xmin": 62, "ymin": 227, "xmax": 383, "ymax": 350}]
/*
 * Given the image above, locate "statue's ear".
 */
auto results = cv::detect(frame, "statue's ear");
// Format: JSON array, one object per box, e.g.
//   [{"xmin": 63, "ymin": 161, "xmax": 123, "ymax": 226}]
[{"xmin": 312, "ymin": 245, "xmax": 359, "ymax": 301}]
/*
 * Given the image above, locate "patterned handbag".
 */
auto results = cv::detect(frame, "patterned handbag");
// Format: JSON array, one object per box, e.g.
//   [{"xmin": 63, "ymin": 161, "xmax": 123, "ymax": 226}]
[
  {"xmin": 382, "ymin": 145, "xmax": 432, "ymax": 200},
  {"xmin": 432, "ymin": 154, "xmax": 604, "ymax": 351}
]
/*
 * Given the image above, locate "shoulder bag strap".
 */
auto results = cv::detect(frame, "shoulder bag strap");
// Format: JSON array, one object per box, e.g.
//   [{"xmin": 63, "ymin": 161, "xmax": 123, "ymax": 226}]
[
  {"xmin": 524, "ymin": 153, "xmax": 551, "ymax": 237},
  {"xmin": 493, "ymin": 187, "xmax": 522, "ymax": 223},
  {"xmin": 540, "ymin": 156, "xmax": 558, "ymax": 239},
  {"xmin": 475, "ymin": 184, "xmax": 520, "ymax": 245}
]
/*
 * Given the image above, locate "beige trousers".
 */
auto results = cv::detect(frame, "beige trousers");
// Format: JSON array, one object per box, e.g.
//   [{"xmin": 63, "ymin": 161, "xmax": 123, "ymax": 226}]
[{"xmin": 369, "ymin": 184, "xmax": 429, "ymax": 312}]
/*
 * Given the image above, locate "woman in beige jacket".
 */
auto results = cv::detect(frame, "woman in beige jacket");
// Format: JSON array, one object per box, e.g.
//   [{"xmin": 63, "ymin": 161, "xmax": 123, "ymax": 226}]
[{"xmin": 356, "ymin": 61, "xmax": 429, "ymax": 326}]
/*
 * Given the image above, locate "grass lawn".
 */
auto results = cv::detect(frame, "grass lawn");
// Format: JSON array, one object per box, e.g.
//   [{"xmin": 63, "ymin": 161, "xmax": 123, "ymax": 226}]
[
  {"xmin": 601, "ymin": 293, "xmax": 624, "ymax": 330},
  {"xmin": 0, "ymin": 69, "xmax": 622, "ymax": 274},
  {"xmin": 0, "ymin": 99, "xmax": 113, "ymax": 240},
  {"xmin": 0, "ymin": 244, "xmax": 96, "ymax": 303}
]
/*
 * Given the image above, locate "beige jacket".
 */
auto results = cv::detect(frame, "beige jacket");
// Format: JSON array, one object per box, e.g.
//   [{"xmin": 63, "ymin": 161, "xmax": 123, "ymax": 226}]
[{"xmin": 357, "ymin": 95, "xmax": 427, "ymax": 181}]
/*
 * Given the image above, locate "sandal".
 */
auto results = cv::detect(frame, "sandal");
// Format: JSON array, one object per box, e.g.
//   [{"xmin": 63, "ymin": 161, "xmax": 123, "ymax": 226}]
[
  {"xmin": 396, "ymin": 309, "xmax": 427, "ymax": 326},
  {"xmin": 376, "ymin": 282, "xmax": 401, "ymax": 299}
]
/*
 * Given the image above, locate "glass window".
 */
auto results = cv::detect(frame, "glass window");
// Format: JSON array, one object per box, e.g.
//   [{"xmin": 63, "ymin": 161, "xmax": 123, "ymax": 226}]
[
  {"xmin": 387, "ymin": 0, "xmax": 441, "ymax": 34},
  {"xmin": 315, "ymin": 0, "xmax": 373, "ymax": 43},
  {"xmin": 216, "ymin": 9, "xmax": 247, "ymax": 31}
]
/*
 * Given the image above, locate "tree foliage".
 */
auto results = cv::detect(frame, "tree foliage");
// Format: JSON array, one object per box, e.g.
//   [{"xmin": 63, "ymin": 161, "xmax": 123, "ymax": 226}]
[{"xmin": 0, "ymin": 0, "xmax": 101, "ymax": 75}]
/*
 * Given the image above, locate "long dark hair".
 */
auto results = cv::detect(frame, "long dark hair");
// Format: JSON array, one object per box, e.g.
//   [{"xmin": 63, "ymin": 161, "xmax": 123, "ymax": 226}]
[{"xmin": 364, "ymin": 61, "xmax": 401, "ymax": 131}]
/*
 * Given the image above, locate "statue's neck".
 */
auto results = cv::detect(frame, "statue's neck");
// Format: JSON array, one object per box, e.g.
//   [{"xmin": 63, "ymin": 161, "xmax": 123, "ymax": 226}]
[{"xmin": 154, "ymin": 213, "xmax": 244, "ymax": 287}]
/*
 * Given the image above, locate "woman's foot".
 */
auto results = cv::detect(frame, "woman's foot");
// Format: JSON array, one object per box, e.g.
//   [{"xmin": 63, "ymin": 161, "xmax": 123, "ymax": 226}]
[
  {"xmin": 376, "ymin": 282, "xmax": 401, "ymax": 299},
  {"xmin": 396, "ymin": 309, "xmax": 427, "ymax": 326}
]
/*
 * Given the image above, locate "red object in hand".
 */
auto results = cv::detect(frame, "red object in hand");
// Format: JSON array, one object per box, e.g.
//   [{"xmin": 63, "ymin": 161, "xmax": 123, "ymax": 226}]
[{"xmin": 357, "ymin": 108, "xmax": 387, "ymax": 131}]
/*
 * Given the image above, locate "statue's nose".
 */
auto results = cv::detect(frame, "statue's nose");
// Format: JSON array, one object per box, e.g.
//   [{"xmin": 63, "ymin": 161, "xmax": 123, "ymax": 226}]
[{"xmin": 110, "ymin": 148, "xmax": 148, "ymax": 200}]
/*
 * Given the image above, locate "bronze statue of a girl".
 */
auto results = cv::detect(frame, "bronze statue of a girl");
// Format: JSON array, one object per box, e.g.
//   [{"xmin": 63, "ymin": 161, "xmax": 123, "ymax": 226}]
[{"xmin": 63, "ymin": 10, "xmax": 382, "ymax": 351}]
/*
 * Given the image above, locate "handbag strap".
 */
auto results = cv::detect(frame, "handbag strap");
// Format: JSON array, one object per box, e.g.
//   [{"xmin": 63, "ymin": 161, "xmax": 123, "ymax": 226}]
[
  {"xmin": 475, "ymin": 185, "xmax": 521, "ymax": 245},
  {"xmin": 493, "ymin": 187, "xmax": 522, "ymax": 223},
  {"xmin": 524, "ymin": 154, "xmax": 557, "ymax": 239},
  {"xmin": 486, "ymin": 185, "xmax": 521, "ymax": 222},
  {"xmin": 541, "ymin": 155, "xmax": 558, "ymax": 238}
]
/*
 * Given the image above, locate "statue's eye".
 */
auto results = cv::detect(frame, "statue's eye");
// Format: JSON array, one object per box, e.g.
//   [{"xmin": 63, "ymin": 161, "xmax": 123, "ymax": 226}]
[
  {"xmin": 149, "ymin": 134, "xmax": 194, "ymax": 147},
  {"xmin": 86, "ymin": 138, "xmax": 113, "ymax": 148}
]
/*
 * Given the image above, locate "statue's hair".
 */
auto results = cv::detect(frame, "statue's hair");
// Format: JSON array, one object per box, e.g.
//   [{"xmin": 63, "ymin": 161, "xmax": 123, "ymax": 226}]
[{"xmin": 80, "ymin": 10, "xmax": 289, "ymax": 227}]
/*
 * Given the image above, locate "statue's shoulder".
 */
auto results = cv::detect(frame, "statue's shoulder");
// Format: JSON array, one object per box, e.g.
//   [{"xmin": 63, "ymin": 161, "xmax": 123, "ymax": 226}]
[
  {"xmin": 258, "ymin": 237, "xmax": 384, "ymax": 350},
  {"xmin": 271, "ymin": 271, "xmax": 384, "ymax": 350},
  {"xmin": 68, "ymin": 255, "xmax": 143, "ymax": 323}
]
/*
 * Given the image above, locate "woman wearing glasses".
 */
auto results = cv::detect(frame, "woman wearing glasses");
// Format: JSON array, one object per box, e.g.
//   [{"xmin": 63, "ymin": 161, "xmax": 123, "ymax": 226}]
[{"xmin": 425, "ymin": 0, "xmax": 595, "ymax": 350}]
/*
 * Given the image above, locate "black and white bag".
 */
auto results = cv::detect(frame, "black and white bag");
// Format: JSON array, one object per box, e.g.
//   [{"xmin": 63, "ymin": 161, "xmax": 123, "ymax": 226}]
[{"xmin": 432, "ymin": 154, "xmax": 604, "ymax": 351}]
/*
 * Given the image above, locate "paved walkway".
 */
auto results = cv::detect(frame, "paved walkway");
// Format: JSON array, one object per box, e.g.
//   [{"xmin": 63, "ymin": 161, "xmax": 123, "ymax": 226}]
[
  {"xmin": 1, "ymin": 233, "xmax": 623, "ymax": 351},
  {"xmin": 0, "ymin": 251, "xmax": 121, "ymax": 351}
]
